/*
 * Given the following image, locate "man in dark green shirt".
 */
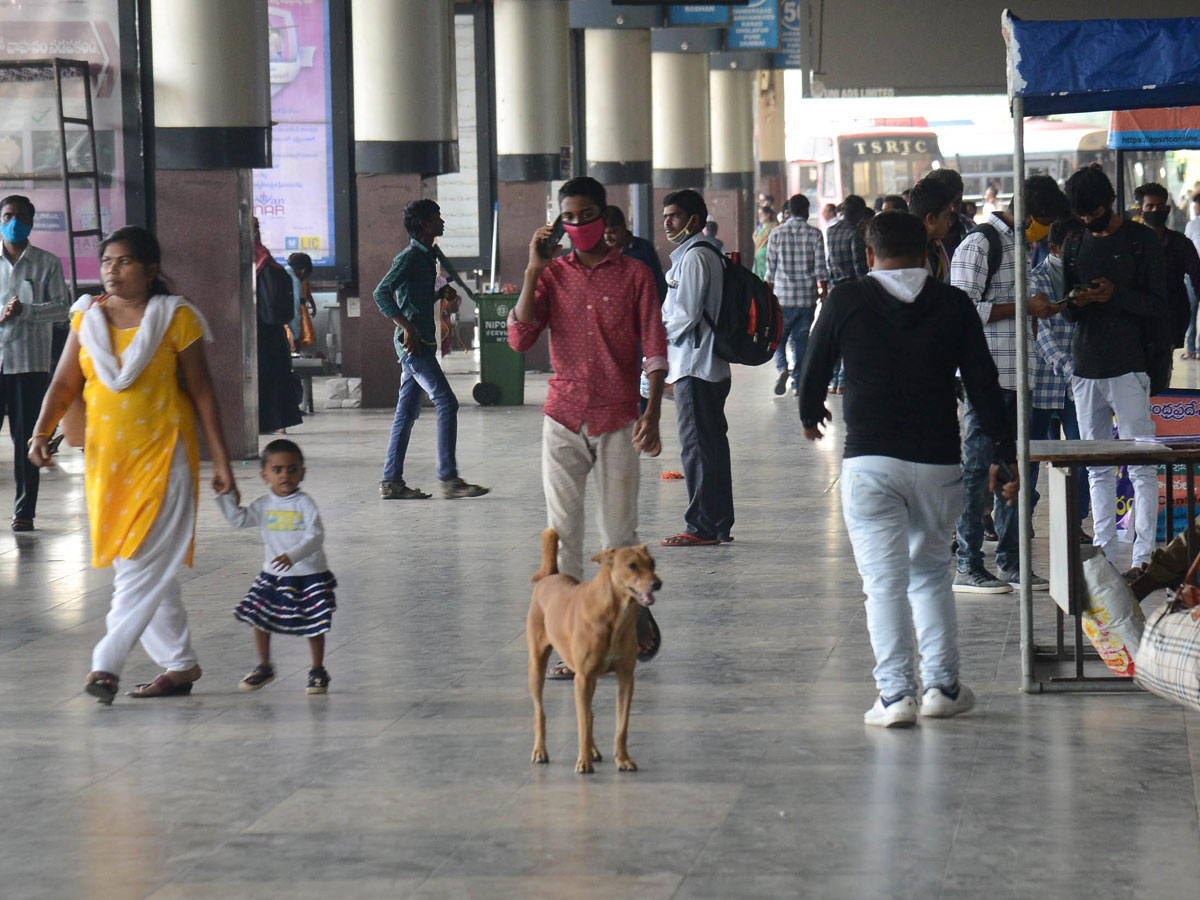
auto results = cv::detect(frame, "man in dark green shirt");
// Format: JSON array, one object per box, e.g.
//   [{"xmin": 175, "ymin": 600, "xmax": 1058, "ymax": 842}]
[{"xmin": 374, "ymin": 199, "xmax": 487, "ymax": 500}]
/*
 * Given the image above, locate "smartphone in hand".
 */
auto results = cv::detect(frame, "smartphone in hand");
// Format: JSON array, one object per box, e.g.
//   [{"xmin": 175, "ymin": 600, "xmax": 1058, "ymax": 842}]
[
  {"xmin": 540, "ymin": 216, "xmax": 565, "ymax": 260},
  {"xmin": 994, "ymin": 460, "xmax": 1016, "ymax": 498}
]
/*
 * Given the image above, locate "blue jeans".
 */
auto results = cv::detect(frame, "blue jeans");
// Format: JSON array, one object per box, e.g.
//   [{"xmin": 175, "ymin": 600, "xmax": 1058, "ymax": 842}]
[
  {"xmin": 956, "ymin": 391, "xmax": 1037, "ymax": 574},
  {"xmin": 774, "ymin": 306, "xmax": 814, "ymax": 386},
  {"xmin": 382, "ymin": 352, "xmax": 459, "ymax": 483},
  {"xmin": 842, "ymin": 455, "xmax": 963, "ymax": 697},
  {"xmin": 1187, "ymin": 280, "xmax": 1199, "ymax": 355},
  {"xmin": 674, "ymin": 375, "xmax": 734, "ymax": 540}
]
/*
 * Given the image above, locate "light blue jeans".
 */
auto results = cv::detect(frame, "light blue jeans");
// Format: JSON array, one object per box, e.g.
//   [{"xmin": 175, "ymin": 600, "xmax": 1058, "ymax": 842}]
[
  {"xmin": 841, "ymin": 455, "xmax": 963, "ymax": 698},
  {"xmin": 382, "ymin": 351, "xmax": 459, "ymax": 484}
]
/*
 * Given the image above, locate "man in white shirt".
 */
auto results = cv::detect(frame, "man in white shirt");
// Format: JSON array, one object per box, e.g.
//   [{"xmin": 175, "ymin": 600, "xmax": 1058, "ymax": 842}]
[
  {"xmin": 0, "ymin": 194, "xmax": 68, "ymax": 531},
  {"xmin": 660, "ymin": 189, "xmax": 733, "ymax": 547}
]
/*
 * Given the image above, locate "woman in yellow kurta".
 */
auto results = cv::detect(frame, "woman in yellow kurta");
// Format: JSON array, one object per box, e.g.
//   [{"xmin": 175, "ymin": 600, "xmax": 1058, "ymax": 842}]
[{"xmin": 28, "ymin": 226, "xmax": 235, "ymax": 704}]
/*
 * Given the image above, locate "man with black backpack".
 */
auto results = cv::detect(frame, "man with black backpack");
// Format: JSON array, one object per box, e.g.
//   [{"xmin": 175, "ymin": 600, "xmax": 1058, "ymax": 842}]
[
  {"xmin": 660, "ymin": 189, "xmax": 734, "ymax": 547},
  {"xmin": 1063, "ymin": 166, "xmax": 1167, "ymax": 579},
  {"xmin": 950, "ymin": 175, "xmax": 1068, "ymax": 594}
]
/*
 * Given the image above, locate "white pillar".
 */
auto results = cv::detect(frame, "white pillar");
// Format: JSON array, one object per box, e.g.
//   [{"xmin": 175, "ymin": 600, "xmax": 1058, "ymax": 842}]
[
  {"xmin": 756, "ymin": 70, "xmax": 786, "ymax": 180},
  {"xmin": 495, "ymin": 0, "xmax": 570, "ymax": 181},
  {"xmin": 651, "ymin": 52, "xmax": 709, "ymax": 189},
  {"xmin": 709, "ymin": 68, "xmax": 754, "ymax": 190},
  {"xmin": 585, "ymin": 29, "xmax": 651, "ymax": 185},
  {"xmin": 152, "ymin": 0, "xmax": 270, "ymax": 168},
  {"xmin": 352, "ymin": 0, "xmax": 458, "ymax": 173}
]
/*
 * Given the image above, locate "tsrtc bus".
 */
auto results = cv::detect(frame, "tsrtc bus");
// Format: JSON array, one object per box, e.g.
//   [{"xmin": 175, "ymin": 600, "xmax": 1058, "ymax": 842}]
[{"xmin": 789, "ymin": 121, "xmax": 944, "ymax": 221}]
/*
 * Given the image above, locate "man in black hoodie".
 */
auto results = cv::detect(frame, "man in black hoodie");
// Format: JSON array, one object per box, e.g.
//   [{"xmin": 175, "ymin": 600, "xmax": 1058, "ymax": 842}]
[{"xmin": 799, "ymin": 211, "xmax": 1017, "ymax": 728}]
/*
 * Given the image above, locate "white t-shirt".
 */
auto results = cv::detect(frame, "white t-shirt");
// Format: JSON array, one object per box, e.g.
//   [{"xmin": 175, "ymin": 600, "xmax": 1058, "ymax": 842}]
[{"xmin": 217, "ymin": 490, "xmax": 328, "ymax": 576}]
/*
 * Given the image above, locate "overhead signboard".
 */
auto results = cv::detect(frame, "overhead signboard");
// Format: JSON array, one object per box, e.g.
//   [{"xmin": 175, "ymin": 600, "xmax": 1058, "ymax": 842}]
[
  {"xmin": 1109, "ymin": 107, "xmax": 1200, "ymax": 151},
  {"xmin": 668, "ymin": 5, "xmax": 732, "ymax": 26},
  {"xmin": 774, "ymin": 0, "xmax": 801, "ymax": 68},
  {"xmin": 728, "ymin": 0, "xmax": 779, "ymax": 50},
  {"xmin": 798, "ymin": 0, "xmax": 1200, "ymax": 97}
]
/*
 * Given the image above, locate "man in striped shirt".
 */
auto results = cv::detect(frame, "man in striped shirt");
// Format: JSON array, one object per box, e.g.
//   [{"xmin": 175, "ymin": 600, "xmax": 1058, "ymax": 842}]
[
  {"xmin": 0, "ymin": 195, "xmax": 68, "ymax": 531},
  {"xmin": 764, "ymin": 194, "xmax": 826, "ymax": 395}
]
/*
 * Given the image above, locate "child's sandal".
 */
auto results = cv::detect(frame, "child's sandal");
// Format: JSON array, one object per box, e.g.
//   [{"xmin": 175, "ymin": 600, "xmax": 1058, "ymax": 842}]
[{"xmin": 239, "ymin": 663, "xmax": 275, "ymax": 691}]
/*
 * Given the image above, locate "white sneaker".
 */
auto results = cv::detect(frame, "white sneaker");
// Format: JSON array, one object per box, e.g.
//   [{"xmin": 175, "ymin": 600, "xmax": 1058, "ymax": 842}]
[
  {"xmin": 863, "ymin": 694, "xmax": 919, "ymax": 728},
  {"xmin": 920, "ymin": 681, "xmax": 976, "ymax": 718}
]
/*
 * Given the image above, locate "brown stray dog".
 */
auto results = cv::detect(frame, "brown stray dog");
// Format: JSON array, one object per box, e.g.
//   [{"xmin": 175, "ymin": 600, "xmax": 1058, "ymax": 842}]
[{"xmin": 526, "ymin": 528, "xmax": 661, "ymax": 773}]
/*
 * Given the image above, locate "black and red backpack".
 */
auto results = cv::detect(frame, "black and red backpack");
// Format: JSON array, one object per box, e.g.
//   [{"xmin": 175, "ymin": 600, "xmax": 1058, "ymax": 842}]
[{"xmin": 691, "ymin": 241, "xmax": 783, "ymax": 367}]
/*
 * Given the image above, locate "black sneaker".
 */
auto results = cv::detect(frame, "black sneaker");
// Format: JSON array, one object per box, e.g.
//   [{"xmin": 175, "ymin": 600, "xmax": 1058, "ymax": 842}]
[
  {"xmin": 307, "ymin": 666, "xmax": 330, "ymax": 694},
  {"xmin": 774, "ymin": 369, "xmax": 790, "ymax": 396},
  {"xmin": 441, "ymin": 477, "xmax": 489, "ymax": 499},
  {"xmin": 239, "ymin": 663, "xmax": 275, "ymax": 691}
]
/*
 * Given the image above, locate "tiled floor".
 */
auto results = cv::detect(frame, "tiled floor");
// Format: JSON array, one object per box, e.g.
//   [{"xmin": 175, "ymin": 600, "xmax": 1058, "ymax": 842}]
[{"xmin": 2, "ymin": 355, "xmax": 1199, "ymax": 900}]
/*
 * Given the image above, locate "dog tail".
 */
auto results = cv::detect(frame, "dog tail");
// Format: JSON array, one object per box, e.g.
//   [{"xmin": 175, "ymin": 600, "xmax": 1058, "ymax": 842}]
[{"xmin": 531, "ymin": 528, "xmax": 559, "ymax": 583}]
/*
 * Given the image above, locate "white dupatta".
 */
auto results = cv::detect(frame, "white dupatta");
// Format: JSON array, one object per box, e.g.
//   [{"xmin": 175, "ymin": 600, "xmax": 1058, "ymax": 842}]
[{"xmin": 72, "ymin": 293, "xmax": 213, "ymax": 393}]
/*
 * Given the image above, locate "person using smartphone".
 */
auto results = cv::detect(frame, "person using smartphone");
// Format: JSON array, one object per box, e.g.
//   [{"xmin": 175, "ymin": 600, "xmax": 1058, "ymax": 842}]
[{"xmin": 509, "ymin": 177, "xmax": 668, "ymax": 678}]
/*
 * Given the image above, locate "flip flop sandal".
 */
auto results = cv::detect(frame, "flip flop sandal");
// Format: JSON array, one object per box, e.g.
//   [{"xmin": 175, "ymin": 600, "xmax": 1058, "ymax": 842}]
[
  {"xmin": 127, "ymin": 673, "xmax": 195, "ymax": 698},
  {"xmin": 380, "ymin": 481, "xmax": 432, "ymax": 500},
  {"xmin": 636, "ymin": 606, "xmax": 661, "ymax": 663},
  {"xmin": 547, "ymin": 661, "xmax": 575, "ymax": 680},
  {"xmin": 660, "ymin": 532, "xmax": 719, "ymax": 547},
  {"xmin": 85, "ymin": 671, "xmax": 119, "ymax": 705}
]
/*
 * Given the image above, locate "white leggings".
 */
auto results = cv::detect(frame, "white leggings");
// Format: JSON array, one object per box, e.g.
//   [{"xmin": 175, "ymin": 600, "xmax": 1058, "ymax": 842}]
[{"xmin": 91, "ymin": 441, "xmax": 198, "ymax": 676}]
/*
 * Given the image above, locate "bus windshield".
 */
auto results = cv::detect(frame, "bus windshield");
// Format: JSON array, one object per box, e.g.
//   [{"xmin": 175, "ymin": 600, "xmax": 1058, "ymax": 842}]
[{"xmin": 838, "ymin": 134, "xmax": 942, "ymax": 199}]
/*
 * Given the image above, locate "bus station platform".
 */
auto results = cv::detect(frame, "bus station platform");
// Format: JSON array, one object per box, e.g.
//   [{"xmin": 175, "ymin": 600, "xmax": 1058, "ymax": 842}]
[{"xmin": 2, "ymin": 360, "xmax": 1199, "ymax": 900}]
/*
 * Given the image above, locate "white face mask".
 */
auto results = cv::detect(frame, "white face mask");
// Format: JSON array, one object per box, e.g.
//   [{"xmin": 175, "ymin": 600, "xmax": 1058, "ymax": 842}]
[{"xmin": 667, "ymin": 214, "xmax": 698, "ymax": 245}]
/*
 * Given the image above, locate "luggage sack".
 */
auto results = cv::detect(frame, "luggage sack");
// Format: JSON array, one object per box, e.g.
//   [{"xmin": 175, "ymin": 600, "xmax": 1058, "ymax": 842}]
[{"xmin": 1135, "ymin": 597, "xmax": 1200, "ymax": 711}]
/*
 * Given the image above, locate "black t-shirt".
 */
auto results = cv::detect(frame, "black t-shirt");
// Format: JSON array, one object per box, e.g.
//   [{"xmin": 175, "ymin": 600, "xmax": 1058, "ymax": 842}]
[
  {"xmin": 798, "ymin": 275, "xmax": 1014, "ymax": 466},
  {"xmin": 1063, "ymin": 219, "xmax": 1167, "ymax": 379}
]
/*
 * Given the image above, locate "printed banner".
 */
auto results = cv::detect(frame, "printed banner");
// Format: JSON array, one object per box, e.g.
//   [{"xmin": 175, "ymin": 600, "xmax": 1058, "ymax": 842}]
[
  {"xmin": 728, "ymin": 0, "xmax": 779, "ymax": 51},
  {"xmin": 773, "ymin": 0, "xmax": 802, "ymax": 68},
  {"xmin": 0, "ymin": 2, "xmax": 127, "ymax": 285},
  {"xmin": 668, "ymin": 5, "xmax": 731, "ymax": 26},
  {"xmin": 1115, "ymin": 391, "xmax": 1200, "ymax": 541},
  {"xmin": 253, "ymin": 0, "xmax": 337, "ymax": 269}
]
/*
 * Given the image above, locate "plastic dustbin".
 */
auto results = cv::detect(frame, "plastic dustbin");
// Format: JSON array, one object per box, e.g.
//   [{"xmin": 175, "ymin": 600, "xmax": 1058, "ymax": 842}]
[{"xmin": 473, "ymin": 293, "xmax": 524, "ymax": 406}]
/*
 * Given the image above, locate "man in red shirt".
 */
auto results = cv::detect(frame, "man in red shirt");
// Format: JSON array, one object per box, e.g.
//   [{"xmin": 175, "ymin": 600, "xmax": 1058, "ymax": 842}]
[{"xmin": 509, "ymin": 177, "xmax": 668, "ymax": 674}]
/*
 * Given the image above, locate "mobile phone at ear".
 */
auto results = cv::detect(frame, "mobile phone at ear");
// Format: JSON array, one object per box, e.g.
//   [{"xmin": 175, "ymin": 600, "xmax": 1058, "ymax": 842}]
[{"xmin": 540, "ymin": 216, "xmax": 564, "ymax": 259}]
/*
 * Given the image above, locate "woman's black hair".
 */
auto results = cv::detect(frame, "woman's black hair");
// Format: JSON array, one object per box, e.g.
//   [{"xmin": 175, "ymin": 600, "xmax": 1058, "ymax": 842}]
[{"xmin": 98, "ymin": 225, "xmax": 172, "ymax": 296}]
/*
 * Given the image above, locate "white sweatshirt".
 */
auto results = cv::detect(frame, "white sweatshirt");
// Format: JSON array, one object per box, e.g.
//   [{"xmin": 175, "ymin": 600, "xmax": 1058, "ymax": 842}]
[{"xmin": 216, "ymin": 490, "xmax": 329, "ymax": 576}]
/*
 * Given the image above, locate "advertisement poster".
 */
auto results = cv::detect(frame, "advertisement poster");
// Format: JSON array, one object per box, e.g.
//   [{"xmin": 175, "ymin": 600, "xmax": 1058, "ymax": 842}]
[
  {"xmin": 253, "ymin": 0, "xmax": 337, "ymax": 269},
  {"xmin": 1113, "ymin": 390, "xmax": 1200, "ymax": 540},
  {"xmin": 0, "ymin": 1, "xmax": 127, "ymax": 285}
]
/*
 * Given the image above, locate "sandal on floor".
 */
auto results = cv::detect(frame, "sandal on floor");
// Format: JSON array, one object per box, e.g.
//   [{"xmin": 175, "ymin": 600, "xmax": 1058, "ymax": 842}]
[
  {"xmin": 660, "ymin": 532, "xmax": 719, "ymax": 547},
  {"xmin": 85, "ymin": 671, "xmax": 119, "ymax": 705},
  {"xmin": 128, "ymin": 668, "xmax": 200, "ymax": 698},
  {"xmin": 636, "ymin": 606, "xmax": 662, "ymax": 663},
  {"xmin": 547, "ymin": 660, "xmax": 575, "ymax": 680},
  {"xmin": 380, "ymin": 480, "xmax": 431, "ymax": 500}
]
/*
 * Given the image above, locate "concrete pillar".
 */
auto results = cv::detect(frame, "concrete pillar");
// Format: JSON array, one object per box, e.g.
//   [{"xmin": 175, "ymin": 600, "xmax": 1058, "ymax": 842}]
[
  {"xmin": 495, "ymin": 0, "xmax": 570, "ymax": 181},
  {"xmin": 708, "ymin": 68, "xmax": 755, "ymax": 264},
  {"xmin": 344, "ymin": 174, "xmax": 430, "ymax": 409},
  {"xmin": 585, "ymin": 29, "xmax": 651, "ymax": 184},
  {"xmin": 156, "ymin": 171, "xmax": 258, "ymax": 459},
  {"xmin": 352, "ymin": 0, "xmax": 458, "ymax": 174},
  {"xmin": 652, "ymin": 52, "xmax": 709, "ymax": 189},
  {"xmin": 151, "ymin": 0, "xmax": 270, "ymax": 169},
  {"xmin": 756, "ymin": 69, "xmax": 787, "ymax": 208}
]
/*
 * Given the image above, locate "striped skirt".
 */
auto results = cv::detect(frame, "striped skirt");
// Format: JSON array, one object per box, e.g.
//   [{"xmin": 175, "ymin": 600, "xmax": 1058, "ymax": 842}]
[{"xmin": 234, "ymin": 570, "xmax": 337, "ymax": 637}]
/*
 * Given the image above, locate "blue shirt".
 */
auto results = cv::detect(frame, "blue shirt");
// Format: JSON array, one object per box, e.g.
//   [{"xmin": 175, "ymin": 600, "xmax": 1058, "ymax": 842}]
[
  {"xmin": 373, "ymin": 239, "xmax": 438, "ymax": 357},
  {"xmin": 662, "ymin": 233, "xmax": 730, "ymax": 384},
  {"xmin": 621, "ymin": 235, "xmax": 667, "ymax": 303}
]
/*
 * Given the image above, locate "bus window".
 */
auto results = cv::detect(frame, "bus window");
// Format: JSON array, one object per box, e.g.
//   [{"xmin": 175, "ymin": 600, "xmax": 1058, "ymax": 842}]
[{"xmin": 837, "ymin": 135, "xmax": 941, "ymax": 202}]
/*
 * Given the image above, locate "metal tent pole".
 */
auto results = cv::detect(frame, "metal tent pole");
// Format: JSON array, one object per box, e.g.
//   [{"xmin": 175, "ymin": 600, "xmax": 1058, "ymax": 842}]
[{"xmin": 1013, "ymin": 95, "xmax": 1037, "ymax": 693}]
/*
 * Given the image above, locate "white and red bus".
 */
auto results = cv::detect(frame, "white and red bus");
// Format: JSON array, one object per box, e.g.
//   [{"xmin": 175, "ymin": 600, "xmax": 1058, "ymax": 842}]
[{"xmin": 789, "ymin": 120, "xmax": 943, "ymax": 221}]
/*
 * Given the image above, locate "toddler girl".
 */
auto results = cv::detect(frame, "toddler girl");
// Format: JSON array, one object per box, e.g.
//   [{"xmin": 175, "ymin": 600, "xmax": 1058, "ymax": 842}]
[{"xmin": 218, "ymin": 438, "xmax": 336, "ymax": 693}]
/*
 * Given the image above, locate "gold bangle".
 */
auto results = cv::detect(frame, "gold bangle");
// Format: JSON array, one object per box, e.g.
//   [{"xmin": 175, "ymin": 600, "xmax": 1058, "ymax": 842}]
[{"xmin": 26, "ymin": 432, "xmax": 51, "ymax": 448}]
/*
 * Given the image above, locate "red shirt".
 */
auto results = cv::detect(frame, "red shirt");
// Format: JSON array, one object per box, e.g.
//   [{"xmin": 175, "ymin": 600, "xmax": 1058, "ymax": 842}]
[{"xmin": 508, "ymin": 249, "xmax": 668, "ymax": 435}]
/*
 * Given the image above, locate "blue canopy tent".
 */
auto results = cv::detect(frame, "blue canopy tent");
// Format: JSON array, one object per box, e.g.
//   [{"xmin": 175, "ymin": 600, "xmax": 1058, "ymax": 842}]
[{"xmin": 1002, "ymin": 11, "xmax": 1200, "ymax": 693}]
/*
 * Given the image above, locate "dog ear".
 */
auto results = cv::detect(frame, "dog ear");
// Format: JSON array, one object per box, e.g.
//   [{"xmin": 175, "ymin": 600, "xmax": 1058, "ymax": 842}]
[
  {"xmin": 590, "ymin": 549, "xmax": 616, "ymax": 566},
  {"xmin": 635, "ymin": 544, "xmax": 648, "ymax": 554}
]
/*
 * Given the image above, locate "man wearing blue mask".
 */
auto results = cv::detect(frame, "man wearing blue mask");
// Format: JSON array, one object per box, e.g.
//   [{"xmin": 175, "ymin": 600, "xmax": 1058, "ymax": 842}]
[{"xmin": 0, "ymin": 195, "xmax": 68, "ymax": 531}]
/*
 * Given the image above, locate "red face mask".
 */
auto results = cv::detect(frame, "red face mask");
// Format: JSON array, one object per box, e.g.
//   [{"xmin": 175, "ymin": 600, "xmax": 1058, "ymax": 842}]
[{"xmin": 563, "ymin": 217, "xmax": 607, "ymax": 253}]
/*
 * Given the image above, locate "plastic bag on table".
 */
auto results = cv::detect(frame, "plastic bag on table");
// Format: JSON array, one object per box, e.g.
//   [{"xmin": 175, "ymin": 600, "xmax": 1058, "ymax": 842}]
[{"xmin": 1080, "ymin": 545, "xmax": 1145, "ymax": 676}]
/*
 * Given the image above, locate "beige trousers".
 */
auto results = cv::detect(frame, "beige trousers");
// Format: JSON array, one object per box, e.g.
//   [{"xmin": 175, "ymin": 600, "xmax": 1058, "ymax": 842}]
[{"xmin": 541, "ymin": 417, "xmax": 639, "ymax": 580}]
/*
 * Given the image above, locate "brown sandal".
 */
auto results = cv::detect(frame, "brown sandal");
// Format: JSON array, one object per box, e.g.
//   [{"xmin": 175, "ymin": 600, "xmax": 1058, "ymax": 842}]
[
  {"xmin": 127, "ymin": 666, "xmax": 201, "ymax": 698},
  {"xmin": 85, "ymin": 671, "xmax": 119, "ymax": 705}
]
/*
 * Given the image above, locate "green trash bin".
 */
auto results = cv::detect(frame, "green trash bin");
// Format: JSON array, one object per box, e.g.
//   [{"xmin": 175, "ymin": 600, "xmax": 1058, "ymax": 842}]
[{"xmin": 473, "ymin": 293, "xmax": 524, "ymax": 406}]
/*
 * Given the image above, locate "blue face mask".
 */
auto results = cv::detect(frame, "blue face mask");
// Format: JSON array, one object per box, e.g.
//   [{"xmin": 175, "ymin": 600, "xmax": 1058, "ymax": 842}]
[{"xmin": 1, "ymin": 218, "xmax": 32, "ymax": 244}]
